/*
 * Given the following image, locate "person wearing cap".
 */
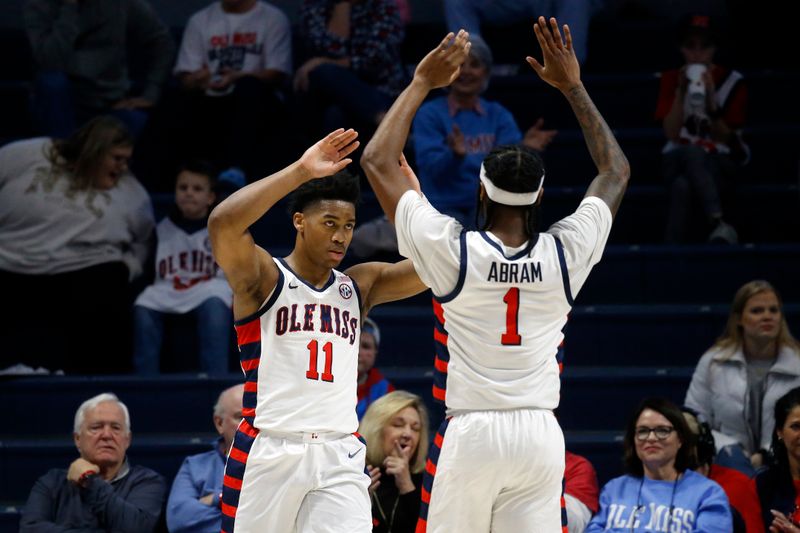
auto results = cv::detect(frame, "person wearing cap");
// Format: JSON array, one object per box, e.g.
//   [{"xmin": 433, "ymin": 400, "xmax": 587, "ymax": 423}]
[
  {"xmin": 361, "ymin": 20, "xmax": 629, "ymax": 531},
  {"xmin": 655, "ymin": 13, "xmax": 748, "ymax": 244},
  {"xmin": 411, "ymin": 34, "xmax": 556, "ymax": 227},
  {"xmin": 357, "ymin": 317, "xmax": 395, "ymax": 420}
]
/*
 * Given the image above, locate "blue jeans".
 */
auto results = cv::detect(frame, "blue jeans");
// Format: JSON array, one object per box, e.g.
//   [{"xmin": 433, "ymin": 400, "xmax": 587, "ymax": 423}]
[
  {"xmin": 33, "ymin": 71, "xmax": 148, "ymax": 138},
  {"xmin": 133, "ymin": 298, "xmax": 232, "ymax": 375},
  {"xmin": 443, "ymin": 0, "xmax": 599, "ymax": 64}
]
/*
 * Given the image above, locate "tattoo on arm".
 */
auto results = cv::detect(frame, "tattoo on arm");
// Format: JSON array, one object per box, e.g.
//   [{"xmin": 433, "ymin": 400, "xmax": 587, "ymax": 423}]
[{"xmin": 564, "ymin": 84, "xmax": 630, "ymax": 216}]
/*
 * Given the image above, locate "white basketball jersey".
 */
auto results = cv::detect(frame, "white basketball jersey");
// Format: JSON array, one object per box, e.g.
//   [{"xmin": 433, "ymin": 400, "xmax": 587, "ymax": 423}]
[
  {"xmin": 135, "ymin": 217, "xmax": 231, "ymax": 313},
  {"xmin": 236, "ymin": 258, "xmax": 362, "ymax": 434},
  {"xmin": 433, "ymin": 231, "xmax": 572, "ymax": 413}
]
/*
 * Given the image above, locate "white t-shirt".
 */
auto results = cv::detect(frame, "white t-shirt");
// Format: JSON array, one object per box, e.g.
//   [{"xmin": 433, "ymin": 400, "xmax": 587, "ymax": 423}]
[
  {"xmin": 174, "ymin": 1, "xmax": 292, "ymax": 76},
  {"xmin": 134, "ymin": 217, "xmax": 232, "ymax": 313},
  {"xmin": 395, "ymin": 191, "xmax": 612, "ymax": 412},
  {"xmin": 0, "ymin": 138, "xmax": 154, "ymax": 277}
]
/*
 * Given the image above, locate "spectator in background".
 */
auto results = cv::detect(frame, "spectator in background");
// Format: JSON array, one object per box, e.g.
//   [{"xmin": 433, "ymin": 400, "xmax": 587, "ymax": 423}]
[
  {"xmin": 359, "ymin": 390, "xmax": 429, "ymax": 533},
  {"xmin": 133, "ymin": 161, "xmax": 233, "ymax": 375},
  {"xmin": 294, "ymin": 0, "xmax": 406, "ymax": 138},
  {"xmin": 411, "ymin": 35, "xmax": 556, "ymax": 226},
  {"xmin": 357, "ymin": 317, "xmax": 395, "ymax": 419},
  {"xmin": 171, "ymin": 0, "xmax": 293, "ymax": 180},
  {"xmin": 23, "ymin": 0, "xmax": 174, "ymax": 139},
  {"xmin": 586, "ymin": 397, "xmax": 732, "ymax": 533},
  {"xmin": 20, "ymin": 393, "xmax": 166, "ymax": 532},
  {"xmin": 443, "ymin": 0, "xmax": 600, "ymax": 65},
  {"xmin": 166, "ymin": 384, "xmax": 244, "ymax": 533},
  {"xmin": 685, "ymin": 280, "xmax": 800, "ymax": 469},
  {"xmin": 756, "ymin": 386, "xmax": 800, "ymax": 533},
  {"xmin": 0, "ymin": 116, "xmax": 155, "ymax": 375},
  {"xmin": 682, "ymin": 406, "xmax": 764, "ymax": 533},
  {"xmin": 564, "ymin": 450, "xmax": 599, "ymax": 533},
  {"xmin": 655, "ymin": 14, "xmax": 748, "ymax": 244}
]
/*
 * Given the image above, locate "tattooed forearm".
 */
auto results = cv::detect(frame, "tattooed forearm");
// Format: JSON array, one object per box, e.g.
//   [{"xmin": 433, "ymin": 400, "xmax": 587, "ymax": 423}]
[{"xmin": 563, "ymin": 83, "xmax": 630, "ymax": 216}]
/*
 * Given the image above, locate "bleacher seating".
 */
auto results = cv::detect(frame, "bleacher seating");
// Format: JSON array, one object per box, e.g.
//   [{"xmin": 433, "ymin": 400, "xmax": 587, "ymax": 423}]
[{"xmin": 2, "ymin": 0, "xmax": 799, "ymax": 527}]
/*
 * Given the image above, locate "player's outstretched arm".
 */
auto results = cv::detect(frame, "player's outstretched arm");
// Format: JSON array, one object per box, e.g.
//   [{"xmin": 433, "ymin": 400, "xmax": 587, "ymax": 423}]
[
  {"xmin": 209, "ymin": 129, "xmax": 359, "ymax": 313},
  {"xmin": 346, "ymin": 260, "xmax": 426, "ymax": 315},
  {"xmin": 526, "ymin": 17, "xmax": 630, "ymax": 218},
  {"xmin": 361, "ymin": 30, "xmax": 471, "ymax": 224}
]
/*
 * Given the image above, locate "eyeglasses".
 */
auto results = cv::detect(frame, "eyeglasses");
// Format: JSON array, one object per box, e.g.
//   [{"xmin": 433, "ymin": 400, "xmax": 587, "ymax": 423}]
[{"xmin": 635, "ymin": 426, "xmax": 675, "ymax": 441}]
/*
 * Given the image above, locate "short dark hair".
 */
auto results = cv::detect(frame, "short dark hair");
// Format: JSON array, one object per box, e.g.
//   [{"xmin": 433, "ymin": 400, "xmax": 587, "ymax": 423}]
[
  {"xmin": 177, "ymin": 160, "xmax": 217, "ymax": 187},
  {"xmin": 477, "ymin": 145, "xmax": 545, "ymax": 236},
  {"xmin": 623, "ymin": 397, "xmax": 697, "ymax": 477},
  {"xmin": 287, "ymin": 171, "xmax": 360, "ymax": 215}
]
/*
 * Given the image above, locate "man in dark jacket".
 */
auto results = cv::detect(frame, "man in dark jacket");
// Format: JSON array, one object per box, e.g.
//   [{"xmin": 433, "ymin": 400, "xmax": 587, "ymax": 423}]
[{"xmin": 20, "ymin": 392, "xmax": 166, "ymax": 532}]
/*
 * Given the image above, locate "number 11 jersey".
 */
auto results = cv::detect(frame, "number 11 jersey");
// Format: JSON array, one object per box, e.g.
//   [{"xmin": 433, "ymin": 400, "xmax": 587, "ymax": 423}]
[{"xmin": 235, "ymin": 258, "xmax": 362, "ymax": 434}]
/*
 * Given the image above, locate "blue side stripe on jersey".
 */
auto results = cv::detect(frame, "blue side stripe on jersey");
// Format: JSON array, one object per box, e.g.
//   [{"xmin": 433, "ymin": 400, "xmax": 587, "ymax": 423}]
[
  {"xmin": 418, "ymin": 417, "xmax": 452, "ymax": 530},
  {"xmin": 436, "ymin": 230, "xmax": 468, "ymax": 304},
  {"xmin": 276, "ymin": 257, "xmax": 336, "ymax": 292},
  {"xmin": 233, "ymin": 268, "xmax": 285, "ymax": 326},
  {"xmin": 553, "ymin": 236, "xmax": 574, "ymax": 306},
  {"xmin": 478, "ymin": 231, "xmax": 540, "ymax": 260}
]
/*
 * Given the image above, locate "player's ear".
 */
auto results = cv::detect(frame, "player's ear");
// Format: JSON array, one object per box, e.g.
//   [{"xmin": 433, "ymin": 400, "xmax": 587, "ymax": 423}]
[{"xmin": 293, "ymin": 212, "xmax": 305, "ymax": 233}]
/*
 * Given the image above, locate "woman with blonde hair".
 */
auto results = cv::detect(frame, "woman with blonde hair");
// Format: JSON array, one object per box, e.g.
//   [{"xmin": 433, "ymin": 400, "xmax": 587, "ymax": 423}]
[
  {"xmin": 685, "ymin": 280, "xmax": 800, "ymax": 468},
  {"xmin": 359, "ymin": 390, "xmax": 429, "ymax": 533}
]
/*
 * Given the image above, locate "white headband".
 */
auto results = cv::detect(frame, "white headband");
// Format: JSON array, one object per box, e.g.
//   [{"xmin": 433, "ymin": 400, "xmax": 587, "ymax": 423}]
[{"xmin": 479, "ymin": 163, "xmax": 543, "ymax": 206}]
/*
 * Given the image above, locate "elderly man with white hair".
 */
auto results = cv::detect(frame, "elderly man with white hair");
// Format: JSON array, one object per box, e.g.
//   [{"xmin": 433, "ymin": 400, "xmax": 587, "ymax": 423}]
[
  {"xmin": 166, "ymin": 383, "xmax": 244, "ymax": 533},
  {"xmin": 20, "ymin": 392, "xmax": 166, "ymax": 532}
]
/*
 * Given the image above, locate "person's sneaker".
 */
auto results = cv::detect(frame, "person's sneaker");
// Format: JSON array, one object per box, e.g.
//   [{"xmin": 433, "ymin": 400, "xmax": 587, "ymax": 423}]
[{"xmin": 708, "ymin": 220, "xmax": 738, "ymax": 244}]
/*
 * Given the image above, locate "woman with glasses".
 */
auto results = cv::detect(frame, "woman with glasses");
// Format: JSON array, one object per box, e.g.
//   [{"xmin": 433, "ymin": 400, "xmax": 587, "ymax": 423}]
[
  {"xmin": 586, "ymin": 397, "xmax": 731, "ymax": 532},
  {"xmin": 756, "ymin": 386, "xmax": 800, "ymax": 532}
]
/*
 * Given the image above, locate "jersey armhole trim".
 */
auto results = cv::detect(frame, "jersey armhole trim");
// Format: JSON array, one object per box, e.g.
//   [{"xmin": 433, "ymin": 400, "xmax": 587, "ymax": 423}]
[
  {"xmin": 233, "ymin": 268, "xmax": 285, "ymax": 326},
  {"xmin": 352, "ymin": 277, "xmax": 363, "ymax": 314},
  {"xmin": 553, "ymin": 236, "xmax": 574, "ymax": 306},
  {"xmin": 435, "ymin": 229, "xmax": 468, "ymax": 304}
]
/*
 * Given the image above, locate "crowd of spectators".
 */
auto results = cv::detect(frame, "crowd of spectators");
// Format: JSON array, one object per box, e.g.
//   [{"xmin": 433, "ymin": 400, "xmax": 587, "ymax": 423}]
[{"xmin": 3, "ymin": 1, "xmax": 798, "ymax": 532}]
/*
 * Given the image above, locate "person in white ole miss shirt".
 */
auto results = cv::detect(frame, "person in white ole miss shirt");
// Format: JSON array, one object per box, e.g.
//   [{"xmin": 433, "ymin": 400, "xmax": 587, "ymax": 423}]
[
  {"xmin": 361, "ymin": 20, "xmax": 630, "ymax": 533},
  {"xmin": 208, "ymin": 128, "xmax": 426, "ymax": 533}
]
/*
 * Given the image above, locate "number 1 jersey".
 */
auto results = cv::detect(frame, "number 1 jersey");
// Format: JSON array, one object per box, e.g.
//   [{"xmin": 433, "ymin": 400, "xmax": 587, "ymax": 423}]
[
  {"xmin": 396, "ymin": 192, "xmax": 613, "ymax": 413},
  {"xmin": 234, "ymin": 258, "xmax": 362, "ymax": 434}
]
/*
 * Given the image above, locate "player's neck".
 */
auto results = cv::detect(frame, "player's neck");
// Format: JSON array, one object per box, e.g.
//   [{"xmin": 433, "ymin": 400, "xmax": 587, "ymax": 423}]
[
  {"xmin": 284, "ymin": 251, "xmax": 332, "ymax": 288},
  {"xmin": 484, "ymin": 209, "xmax": 530, "ymax": 248},
  {"xmin": 221, "ymin": 0, "xmax": 257, "ymax": 14}
]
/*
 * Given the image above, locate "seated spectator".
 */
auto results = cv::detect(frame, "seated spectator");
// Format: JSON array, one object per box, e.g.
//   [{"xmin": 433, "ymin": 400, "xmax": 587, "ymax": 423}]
[
  {"xmin": 20, "ymin": 393, "xmax": 166, "ymax": 532},
  {"xmin": 586, "ymin": 397, "xmax": 732, "ymax": 532},
  {"xmin": 682, "ymin": 406, "xmax": 764, "ymax": 533},
  {"xmin": 23, "ymin": 0, "xmax": 174, "ymax": 139},
  {"xmin": 357, "ymin": 317, "xmax": 395, "ymax": 419},
  {"xmin": 359, "ymin": 390, "xmax": 429, "ymax": 533},
  {"xmin": 166, "ymin": 383, "xmax": 244, "ymax": 533},
  {"xmin": 655, "ymin": 14, "xmax": 748, "ymax": 244},
  {"xmin": 133, "ymin": 161, "xmax": 233, "ymax": 375},
  {"xmin": 170, "ymin": 0, "xmax": 293, "ymax": 180},
  {"xmin": 685, "ymin": 280, "xmax": 800, "ymax": 468},
  {"xmin": 0, "ymin": 116, "xmax": 155, "ymax": 374},
  {"xmin": 294, "ymin": 0, "xmax": 406, "ymax": 139},
  {"xmin": 756, "ymin": 386, "xmax": 800, "ymax": 533},
  {"xmin": 443, "ymin": 0, "xmax": 600, "ymax": 65},
  {"xmin": 565, "ymin": 450, "xmax": 600, "ymax": 533},
  {"xmin": 411, "ymin": 35, "xmax": 556, "ymax": 226}
]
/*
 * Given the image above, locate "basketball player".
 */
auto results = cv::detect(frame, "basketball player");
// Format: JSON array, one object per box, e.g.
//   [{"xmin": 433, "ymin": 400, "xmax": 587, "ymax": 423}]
[
  {"xmin": 208, "ymin": 128, "xmax": 426, "ymax": 533},
  {"xmin": 361, "ymin": 21, "xmax": 630, "ymax": 532}
]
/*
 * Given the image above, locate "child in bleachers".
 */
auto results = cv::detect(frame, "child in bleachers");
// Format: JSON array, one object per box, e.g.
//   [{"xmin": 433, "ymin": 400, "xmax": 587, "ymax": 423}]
[{"xmin": 133, "ymin": 161, "xmax": 233, "ymax": 375}]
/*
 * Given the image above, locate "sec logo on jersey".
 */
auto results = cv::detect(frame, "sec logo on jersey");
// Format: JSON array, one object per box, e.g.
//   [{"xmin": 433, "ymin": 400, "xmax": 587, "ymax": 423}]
[{"xmin": 339, "ymin": 284, "xmax": 352, "ymax": 299}]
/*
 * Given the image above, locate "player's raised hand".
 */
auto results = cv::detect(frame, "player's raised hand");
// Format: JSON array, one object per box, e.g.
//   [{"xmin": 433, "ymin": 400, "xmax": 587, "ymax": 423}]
[
  {"xmin": 526, "ymin": 17, "xmax": 581, "ymax": 92},
  {"xmin": 298, "ymin": 128, "xmax": 360, "ymax": 179},
  {"xmin": 414, "ymin": 30, "xmax": 472, "ymax": 90}
]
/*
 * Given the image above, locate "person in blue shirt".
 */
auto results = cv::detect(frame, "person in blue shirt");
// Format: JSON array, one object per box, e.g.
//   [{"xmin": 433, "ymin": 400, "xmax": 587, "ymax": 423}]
[
  {"xmin": 411, "ymin": 34, "xmax": 556, "ymax": 226},
  {"xmin": 166, "ymin": 383, "xmax": 244, "ymax": 533},
  {"xmin": 356, "ymin": 317, "xmax": 395, "ymax": 420},
  {"xmin": 587, "ymin": 397, "xmax": 732, "ymax": 532}
]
